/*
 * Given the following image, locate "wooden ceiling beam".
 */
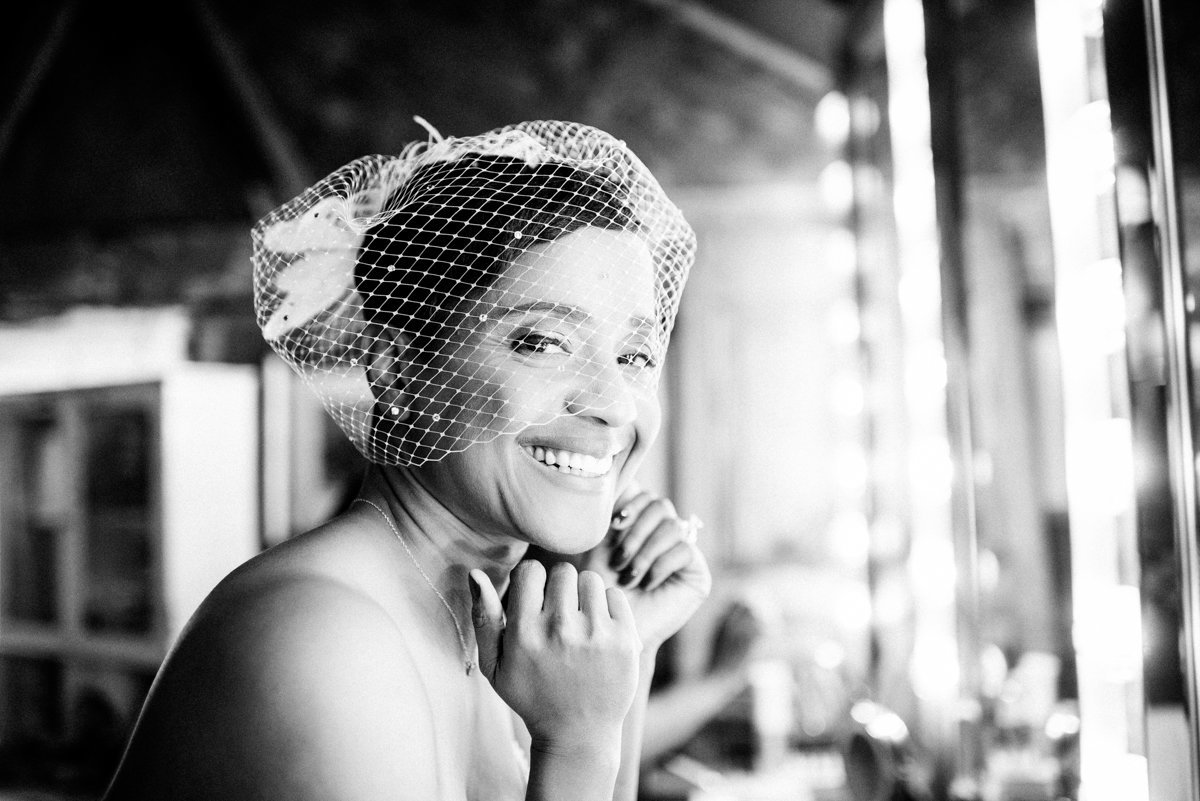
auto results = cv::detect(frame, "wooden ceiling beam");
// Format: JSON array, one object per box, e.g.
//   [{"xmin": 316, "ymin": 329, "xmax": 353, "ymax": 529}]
[
  {"xmin": 635, "ymin": 0, "xmax": 834, "ymax": 97},
  {"xmin": 0, "ymin": 3, "xmax": 78, "ymax": 170},
  {"xmin": 190, "ymin": 0, "xmax": 311, "ymax": 202}
]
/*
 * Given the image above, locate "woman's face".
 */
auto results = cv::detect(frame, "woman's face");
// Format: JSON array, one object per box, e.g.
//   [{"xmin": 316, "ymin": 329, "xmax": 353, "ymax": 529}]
[{"xmin": 411, "ymin": 226, "xmax": 663, "ymax": 553}]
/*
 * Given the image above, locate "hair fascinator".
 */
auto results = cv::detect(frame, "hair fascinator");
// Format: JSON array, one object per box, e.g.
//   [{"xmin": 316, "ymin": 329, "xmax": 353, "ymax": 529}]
[{"xmin": 252, "ymin": 119, "xmax": 695, "ymax": 466}]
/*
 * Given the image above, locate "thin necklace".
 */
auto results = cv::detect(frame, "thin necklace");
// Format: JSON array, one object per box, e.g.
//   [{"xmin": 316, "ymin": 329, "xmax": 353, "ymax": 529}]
[{"xmin": 354, "ymin": 498, "xmax": 476, "ymax": 675}]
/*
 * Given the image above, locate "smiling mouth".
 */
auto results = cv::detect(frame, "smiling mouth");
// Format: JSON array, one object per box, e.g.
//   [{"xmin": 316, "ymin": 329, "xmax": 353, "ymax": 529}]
[{"xmin": 521, "ymin": 445, "xmax": 615, "ymax": 478}]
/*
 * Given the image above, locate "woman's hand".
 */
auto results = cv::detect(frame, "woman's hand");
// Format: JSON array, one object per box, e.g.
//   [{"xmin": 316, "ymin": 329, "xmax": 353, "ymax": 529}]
[
  {"xmin": 470, "ymin": 561, "xmax": 641, "ymax": 750},
  {"xmin": 578, "ymin": 487, "xmax": 712, "ymax": 650}
]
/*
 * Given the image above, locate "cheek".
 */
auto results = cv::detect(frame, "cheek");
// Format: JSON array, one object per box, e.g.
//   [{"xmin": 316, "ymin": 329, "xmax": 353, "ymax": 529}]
[
  {"xmin": 419, "ymin": 446, "xmax": 513, "ymax": 528},
  {"xmin": 620, "ymin": 391, "xmax": 662, "ymax": 482},
  {"xmin": 636, "ymin": 392, "xmax": 663, "ymax": 441},
  {"xmin": 411, "ymin": 363, "xmax": 536, "ymax": 446},
  {"xmin": 469, "ymin": 370, "xmax": 573, "ymax": 435}
]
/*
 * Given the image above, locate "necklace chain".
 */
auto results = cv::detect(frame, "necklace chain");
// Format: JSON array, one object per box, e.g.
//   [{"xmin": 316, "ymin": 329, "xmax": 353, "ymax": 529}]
[{"xmin": 354, "ymin": 498, "xmax": 476, "ymax": 675}]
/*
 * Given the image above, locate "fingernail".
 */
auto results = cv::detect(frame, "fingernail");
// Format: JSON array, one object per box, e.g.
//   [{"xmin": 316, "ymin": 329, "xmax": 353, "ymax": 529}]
[
  {"xmin": 619, "ymin": 567, "xmax": 640, "ymax": 587},
  {"xmin": 609, "ymin": 547, "xmax": 626, "ymax": 569},
  {"xmin": 611, "ymin": 509, "xmax": 631, "ymax": 529},
  {"xmin": 469, "ymin": 575, "xmax": 486, "ymax": 627}
]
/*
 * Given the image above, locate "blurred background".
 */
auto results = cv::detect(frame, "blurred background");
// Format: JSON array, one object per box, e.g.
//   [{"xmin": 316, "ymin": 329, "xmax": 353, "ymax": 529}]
[{"xmin": 1, "ymin": 0, "xmax": 1199, "ymax": 799}]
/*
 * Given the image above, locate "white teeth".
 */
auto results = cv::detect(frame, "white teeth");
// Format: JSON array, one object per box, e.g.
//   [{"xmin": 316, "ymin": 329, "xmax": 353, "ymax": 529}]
[{"xmin": 522, "ymin": 446, "xmax": 615, "ymax": 477}]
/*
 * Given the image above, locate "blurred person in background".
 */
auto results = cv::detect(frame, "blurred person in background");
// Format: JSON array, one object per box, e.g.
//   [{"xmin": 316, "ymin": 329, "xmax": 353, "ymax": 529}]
[{"xmin": 641, "ymin": 600, "xmax": 766, "ymax": 768}]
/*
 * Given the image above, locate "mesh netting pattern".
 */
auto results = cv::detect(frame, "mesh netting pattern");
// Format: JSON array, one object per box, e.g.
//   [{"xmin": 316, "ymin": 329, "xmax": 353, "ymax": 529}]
[{"xmin": 252, "ymin": 120, "xmax": 695, "ymax": 466}]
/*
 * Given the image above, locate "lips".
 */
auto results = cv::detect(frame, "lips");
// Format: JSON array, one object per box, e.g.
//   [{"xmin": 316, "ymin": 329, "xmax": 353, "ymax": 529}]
[{"xmin": 520, "ymin": 445, "xmax": 615, "ymax": 478}]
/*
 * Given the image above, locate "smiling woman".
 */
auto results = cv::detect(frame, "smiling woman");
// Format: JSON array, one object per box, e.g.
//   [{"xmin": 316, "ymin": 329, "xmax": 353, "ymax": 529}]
[
  {"xmin": 100, "ymin": 120, "xmax": 709, "ymax": 801},
  {"xmin": 411, "ymin": 226, "xmax": 664, "ymax": 555}
]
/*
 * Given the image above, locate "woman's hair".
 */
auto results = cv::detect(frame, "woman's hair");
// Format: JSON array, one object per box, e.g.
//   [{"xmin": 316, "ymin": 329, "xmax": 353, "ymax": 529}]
[{"xmin": 355, "ymin": 154, "xmax": 638, "ymax": 355}]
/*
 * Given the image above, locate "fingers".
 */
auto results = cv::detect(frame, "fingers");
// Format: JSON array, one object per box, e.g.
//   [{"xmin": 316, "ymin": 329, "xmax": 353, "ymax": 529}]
[
  {"xmin": 544, "ymin": 564, "xmax": 622, "ymax": 625},
  {"xmin": 470, "ymin": 569, "xmax": 505, "ymax": 679},
  {"xmin": 639, "ymin": 541, "xmax": 696, "ymax": 592},
  {"xmin": 507, "ymin": 560, "xmax": 546, "ymax": 637},
  {"xmin": 619, "ymin": 520, "xmax": 685, "ymax": 586},
  {"xmin": 509, "ymin": 560, "xmax": 616, "ymax": 629},
  {"xmin": 610, "ymin": 495, "xmax": 676, "ymax": 571},
  {"xmin": 545, "ymin": 562, "xmax": 579, "ymax": 617},
  {"xmin": 610, "ymin": 489, "xmax": 659, "ymax": 536},
  {"xmin": 578, "ymin": 570, "xmax": 609, "ymax": 625},
  {"xmin": 605, "ymin": 585, "xmax": 636, "ymax": 632},
  {"xmin": 611, "ymin": 481, "xmax": 644, "ymax": 519}
]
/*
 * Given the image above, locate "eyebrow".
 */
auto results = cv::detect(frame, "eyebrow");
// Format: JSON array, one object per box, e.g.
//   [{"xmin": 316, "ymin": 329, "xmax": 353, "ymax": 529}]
[
  {"xmin": 629, "ymin": 314, "xmax": 657, "ymax": 336},
  {"xmin": 495, "ymin": 301, "xmax": 656, "ymax": 334},
  {"xmin": 495, "ymin": 301, "xmax": 590, "ymax": 324}
]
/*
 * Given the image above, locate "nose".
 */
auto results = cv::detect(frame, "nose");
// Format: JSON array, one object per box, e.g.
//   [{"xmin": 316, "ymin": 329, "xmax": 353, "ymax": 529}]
[{"xmin": 565, "ymin": 356, "xmax": 638, "ymax": 428}]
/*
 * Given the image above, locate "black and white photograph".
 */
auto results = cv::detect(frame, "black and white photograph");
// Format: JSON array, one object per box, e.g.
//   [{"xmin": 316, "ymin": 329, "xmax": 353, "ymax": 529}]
[{"xmin": 1, "ymin": 0, "xmax": 1199, "ymax": 799}]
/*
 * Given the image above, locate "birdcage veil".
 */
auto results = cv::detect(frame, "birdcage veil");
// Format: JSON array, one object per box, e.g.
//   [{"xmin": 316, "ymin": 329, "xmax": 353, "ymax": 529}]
[{"xmin": 252, "ymin": 119, "xmax": 695, "ymax": 467}]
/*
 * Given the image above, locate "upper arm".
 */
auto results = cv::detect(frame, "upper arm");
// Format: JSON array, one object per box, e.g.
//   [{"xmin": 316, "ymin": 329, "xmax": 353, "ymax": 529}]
[{"xmin": 106, "ymin": 577, "xmax": 441, "ymax": 801}]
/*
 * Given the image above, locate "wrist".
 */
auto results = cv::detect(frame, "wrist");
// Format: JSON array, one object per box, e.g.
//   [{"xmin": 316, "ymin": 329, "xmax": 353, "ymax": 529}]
[
  {"xmin": 528, "ymin": 729, "xmax": 622, "ymax": 801},
  {"xmin": 531, "ymin": 728, "xmax": 623, "ymax": 765}
]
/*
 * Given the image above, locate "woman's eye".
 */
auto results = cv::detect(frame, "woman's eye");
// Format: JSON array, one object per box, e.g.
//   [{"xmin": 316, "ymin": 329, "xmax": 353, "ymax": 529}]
[
  {"xmin": 513, "ymin": 333, "xmax": 570, "ymax": 356},
  {"xmin": 619, "ymin": 351, "xmax": 658, "ymax": 369}
]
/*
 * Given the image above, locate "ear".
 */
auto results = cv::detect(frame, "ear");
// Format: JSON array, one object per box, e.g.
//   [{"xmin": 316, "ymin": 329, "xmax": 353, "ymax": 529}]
[{"xmin": 363, "ymin": 323, "xmax": 414, "ymax": 422}]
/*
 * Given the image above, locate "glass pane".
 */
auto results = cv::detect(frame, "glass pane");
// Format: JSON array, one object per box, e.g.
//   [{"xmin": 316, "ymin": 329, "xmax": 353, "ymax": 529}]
[
  {"xmin": 82, "ymin": 518, "xmax": 154, "ymax": 633},
  {"xmin": 843, "ymin": 0, "xmax": 1162, "ymax": 797},
  {"xmin": 0, "ymin": 657, "xmax": 155, "ymax": 795},
  {"xmin": 82, "ymin": 406, "xmax": 154, "ymax": 634},
  {"xmin": 946, "ymin": 1, "xmax": 1082, "ymax": 792},
  {"xmin": 0, "ymin": 656, "xmax": 64, "ymax": 768},
  {"xmin": 843, "ymin": 0, "xmax": 962, "ymax": 773},
  {"xmin": 85, "ymin": 406, "xmax": 151, "ymax": 510},
  {"xmin": 1130, "ymin": 0, "xmax": 1200, "ymax": 793},
  {"xmin": 61, "ymin": 663, "xmax": 156, "ymax": 793},
  {"xmin": 1, "ymin": 410, "xmax": 65, "ymax": 624}
]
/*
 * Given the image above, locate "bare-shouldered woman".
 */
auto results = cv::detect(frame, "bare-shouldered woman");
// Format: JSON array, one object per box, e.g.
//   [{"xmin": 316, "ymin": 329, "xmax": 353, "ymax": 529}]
[{"xmin": 104, "ymin": 121, "xmax": 709, "ymax": 801}]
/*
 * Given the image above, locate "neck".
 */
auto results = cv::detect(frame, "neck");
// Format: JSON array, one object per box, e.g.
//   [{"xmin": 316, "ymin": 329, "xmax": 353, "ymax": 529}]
[{"xmin": 355, "ymin": 465, "xmax": 528, "ymax": 616}]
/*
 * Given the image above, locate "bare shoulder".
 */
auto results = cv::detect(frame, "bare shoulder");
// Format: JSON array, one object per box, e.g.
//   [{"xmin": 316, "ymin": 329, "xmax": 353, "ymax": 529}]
[{"xmin": 105, "ymin": 565, "xmax": 439, "ymax": 801}]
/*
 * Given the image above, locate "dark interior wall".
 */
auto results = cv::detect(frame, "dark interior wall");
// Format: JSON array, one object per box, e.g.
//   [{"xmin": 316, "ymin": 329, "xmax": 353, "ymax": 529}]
[
  {"xmin": 0, "ymin": 4, "xmax": 269, "ymax": 233},
  {"xmin": 0, "ymin": 0, "xmax": 835, "ymax": 325}
]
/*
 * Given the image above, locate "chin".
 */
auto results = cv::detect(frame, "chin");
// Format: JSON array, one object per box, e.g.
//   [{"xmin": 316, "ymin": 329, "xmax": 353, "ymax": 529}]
[
  {"xmin": 504, "ymin": 442, "xmax": 640, "ymax": 554},
  {"xmin": 521, "ymin": 498, "xmax": 612, "ymax": 555},
  {"xmin": 552, "ymin": 515, "xmax": 612, "ymax": 555}
]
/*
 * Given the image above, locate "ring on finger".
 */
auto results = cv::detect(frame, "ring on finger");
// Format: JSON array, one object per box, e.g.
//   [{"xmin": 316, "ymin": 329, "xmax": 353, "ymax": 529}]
[{"xmin": 680, "ymin": 514, "xmax": 704, "ymax": 545}]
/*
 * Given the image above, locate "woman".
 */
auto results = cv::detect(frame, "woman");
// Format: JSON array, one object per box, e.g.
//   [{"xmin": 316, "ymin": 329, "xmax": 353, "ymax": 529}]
[{"xmin": 103, "ymin": 120, "xmax": 709, "ymax": 801}]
